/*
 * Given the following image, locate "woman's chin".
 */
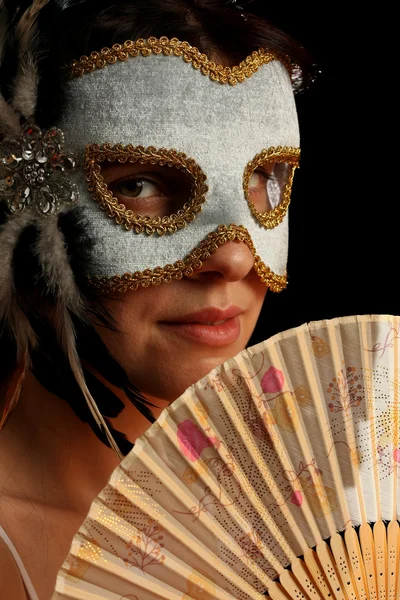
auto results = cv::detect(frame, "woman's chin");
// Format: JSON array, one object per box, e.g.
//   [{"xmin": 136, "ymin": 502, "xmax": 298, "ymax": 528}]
[{"xmin": 138, "ymin": 356, "xmax": 233, "ymax": 405}]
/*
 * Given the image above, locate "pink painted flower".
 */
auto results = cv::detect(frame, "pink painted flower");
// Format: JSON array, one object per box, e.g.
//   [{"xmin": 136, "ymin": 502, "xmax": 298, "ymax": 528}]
[
  {"xmin": 290, "ymin": 491, "xmax": 303, "ymax": 506},
  {"xmin": 177, "ymin": 420, "xmax": 219, "ymax": 462},
  {"xmin": 393, "ymin": 448, "xmax": 400, "ymax": 463},
  {"xmin": 261, "ymin": 366, "xmax": 285, "ymax": 394}
]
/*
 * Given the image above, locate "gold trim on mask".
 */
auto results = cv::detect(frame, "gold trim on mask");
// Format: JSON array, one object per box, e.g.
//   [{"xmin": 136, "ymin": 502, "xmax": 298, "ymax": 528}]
[
  {"xmin": 243, "ymin": 146, "xmax": 300, "ymax": 229},
  {"xmin": 87, "ymin": 224, "xmax": 287, "ymax": 294},
  {"xmin": 67, "ymin": 36, "xmax": 290, "ymax": 83},
  {"xmin": 85, "ymin": 144, "xmax": 208, "ymax": 236}
]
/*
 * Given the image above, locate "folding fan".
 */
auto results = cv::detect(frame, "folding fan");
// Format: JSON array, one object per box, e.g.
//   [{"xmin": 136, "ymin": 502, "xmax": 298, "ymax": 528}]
[{"xmin": 52, "ymin": 314, "xmax": 400, "ymax": 600}]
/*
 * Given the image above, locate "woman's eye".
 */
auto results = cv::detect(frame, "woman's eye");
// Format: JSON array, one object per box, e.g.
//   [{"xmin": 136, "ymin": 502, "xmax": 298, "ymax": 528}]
[
  {"xmin": 102, "ymin": 164, "xmax": 194, "ymax": 217},
  {"xmin": 114, "ymin": 178, "xmax": 161, "ymax": 199},
  {"xmin": 247, "ymin": 165, "xmax": 284, "ymax": 213},
  {"xmin": 249, "ymin": 171, "xmax": 268, "ymax": 189}
]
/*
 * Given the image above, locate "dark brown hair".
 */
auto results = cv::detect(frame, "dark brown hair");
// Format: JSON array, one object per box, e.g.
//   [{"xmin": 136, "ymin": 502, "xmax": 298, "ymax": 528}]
[{"xmin": 32, "ymin": 0, "xmax": 314, "ymax": 126}]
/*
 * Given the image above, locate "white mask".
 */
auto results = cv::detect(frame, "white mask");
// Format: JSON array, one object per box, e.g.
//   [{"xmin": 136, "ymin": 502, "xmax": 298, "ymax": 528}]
[{"xmin": 58, "ymin": 38, "xmax": 300, "ymax": 294}]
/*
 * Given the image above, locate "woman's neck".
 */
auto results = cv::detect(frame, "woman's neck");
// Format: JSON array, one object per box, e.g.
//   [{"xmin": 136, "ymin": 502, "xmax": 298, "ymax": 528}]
[{"xmin": 0, "ymin": 371, "xmax": 167, "ymax": 516}]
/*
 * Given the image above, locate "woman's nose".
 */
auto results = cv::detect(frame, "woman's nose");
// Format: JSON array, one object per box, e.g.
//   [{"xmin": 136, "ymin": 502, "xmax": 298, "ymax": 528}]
[{"xmin": 186, "ymin": 239, "xmax": 255, "ymax": 282}]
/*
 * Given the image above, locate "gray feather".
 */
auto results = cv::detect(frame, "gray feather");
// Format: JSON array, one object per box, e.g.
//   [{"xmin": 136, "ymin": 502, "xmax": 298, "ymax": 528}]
[
  {"xmin": 15, "ymin": 0, "xmax": 49, "ymax": 56},
  {"xmin": 11, "ymin": 0, "xmax": 50, "ymax": 118},
  {"xmin": 0, "ymin": 95, "xmax": 20, "ymax": 135},
  {"xmin": 11, "ymin": 51, "xmax": 39, "ymax": 119},
  {"xmin": 35, "ymin": 216, "xmax": 84, "ymax": 316}
]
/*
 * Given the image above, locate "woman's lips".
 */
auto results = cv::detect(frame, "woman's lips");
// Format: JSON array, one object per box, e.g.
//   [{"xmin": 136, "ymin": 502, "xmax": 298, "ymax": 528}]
[{"xmin": 160, "ymin": 306, "xmax": 243, "ymax": 346}]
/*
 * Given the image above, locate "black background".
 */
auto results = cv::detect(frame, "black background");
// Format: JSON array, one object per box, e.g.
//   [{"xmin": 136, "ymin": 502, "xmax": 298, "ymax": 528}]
[{"xmin": 250, "ymin": 7, "xmax": 396, "ymax": 345}]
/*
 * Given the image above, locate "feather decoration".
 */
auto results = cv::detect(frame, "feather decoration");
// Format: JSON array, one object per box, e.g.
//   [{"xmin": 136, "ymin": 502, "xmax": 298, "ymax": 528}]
[
  {"xmin": 0, "ymin": 215, "xmax": 35, "ymax": 431},
  {"xmin": 0, "ymin": 96, "xmax": 20, "ymax": 135},
  {"xmin": 14, "ymin": 0, "xmax": 49, "ymax": 56},
  {"xmin": 11, "ymin": 48, "xmax": 39, "ymax": 119},
  {"xmin": 0, "ymin": 3, "xmax": 21, "ymax": 135},
  {"xmin": 11, "ymin": 0, "xmax": 50, "ymax": 119},
  {"xmin": 35, "ymin": 215, "xmax": 124, "ymax": 459},
  {"xmin": 54, "ymin": 0, "xmax": 87, "ymax": 9},
  {"xmin": 35, "ymin": 215, "xmax": 84, "ymax": 315}
]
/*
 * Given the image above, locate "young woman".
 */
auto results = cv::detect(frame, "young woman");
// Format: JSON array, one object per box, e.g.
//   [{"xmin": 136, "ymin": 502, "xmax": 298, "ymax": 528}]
[{"xmin": 0, "ymin": 1, "xmax": 313, "ymax": 597}]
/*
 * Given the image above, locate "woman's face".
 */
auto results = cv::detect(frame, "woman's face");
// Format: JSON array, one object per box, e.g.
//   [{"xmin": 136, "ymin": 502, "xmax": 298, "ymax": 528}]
[
  {"xmin": 98, "ymin": 240, "xmax": 267, "ymax": 403},
  {"xmin": 62, "ymin": 51, "xmax": 300, "ymax": 404}
]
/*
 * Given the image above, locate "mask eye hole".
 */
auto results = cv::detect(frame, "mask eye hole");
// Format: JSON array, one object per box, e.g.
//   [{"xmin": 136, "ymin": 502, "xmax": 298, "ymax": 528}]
[
  {"xmin": 244, "ymin": 147, "xmax": 300, "ymax": 229},
  {"xmin": 101, "ymin": 162, "xmax": 193, "ymax": 217},
  {"xmin": 85, "ymin": 144, "xmax": 208, "ymax": 236}
]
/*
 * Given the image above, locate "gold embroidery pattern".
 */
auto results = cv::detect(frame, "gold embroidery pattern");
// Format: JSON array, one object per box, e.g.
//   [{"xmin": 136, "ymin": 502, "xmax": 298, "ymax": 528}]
[
  {"xmin": 87, "ymin": 224, "xmax": 287, "ymax": 293},
  {"xmin": 85, "ymin": 144, "xmax": 208, "ymax": 236},
  {"xmin": 67, "ymin": 36, "xmax": 289, "ymax": 83},
  {"xmin": 243, "ymin": 146, "xmax": 300, "ymax": 229}
]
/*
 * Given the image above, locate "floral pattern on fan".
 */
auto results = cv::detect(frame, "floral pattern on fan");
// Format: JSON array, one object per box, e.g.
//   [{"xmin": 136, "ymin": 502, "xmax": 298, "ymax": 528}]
[
  {"xmin": 203, "ymin": 374, "xmax": 225, "ymax": 392},
  {"xmin": 182, "ymin": 569, "xmax": 217, "ymax": 600},
  {"xmin": 366, "ymin": 321, "xmax": 400, "ymax": 358},
  {"xmin": 123, "ymin": 518, "xmax": 166, "ymax": 571},
  {"xmin": 261, "ymin": 366, "xmax": 284, "ymax": 392},
  {"xmin": 378, "ymin": 444, "xmax": 400, "ymax": 478},
  {"xmin": 64, "ymin": 539, "xmax": 102, "ymax": 583},
  {"xmin": 277, "ymin": 458, "xmax": 338, "ymax": 517},
  {"xmin": 311, "ymin": 335, "xmax": 330, "ymax": 357},
  {"xmin": 238, "ymin": 529, "xmax": 264, "ymax": 561},
  {"xmin": 193, "ymin": 399, "xmax": 210, "ymax": 426},
  {"xmin": 327, "ymin": 366, "xmax": 364, "ymax": 416},
  {"xmin": 324, "ymin": 363, "xmax": 367, "ymax": 472},
  {"xmin": 177, "ymin": 419, "xmax": 220, "ymax": 461},
  {"xmin": 233, "ymin": 360, "xmax": 311, "ymax": 434},
  {"xmin": 174, "ymin": 439, "xmax": 241, "ymax": 521},
  {"xmin": 375, "ymin": 396, "xmax": 400, "ymax": 479}
]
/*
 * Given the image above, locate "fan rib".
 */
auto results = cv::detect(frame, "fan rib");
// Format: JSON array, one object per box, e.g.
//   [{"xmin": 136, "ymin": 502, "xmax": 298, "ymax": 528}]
[
  {"xmin": 344, "ymin": 527, "xmax": 369, "ymax": 600},
  {"xmin": 387, "ymin": 520, "xmax": 399, "ymax": 599}
]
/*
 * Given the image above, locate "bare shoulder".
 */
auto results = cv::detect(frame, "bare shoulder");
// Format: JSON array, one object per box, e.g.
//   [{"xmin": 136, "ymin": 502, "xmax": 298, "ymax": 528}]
[{"xmin": 0, "ymin": 535, "xmax": 29, "ymax": 600}]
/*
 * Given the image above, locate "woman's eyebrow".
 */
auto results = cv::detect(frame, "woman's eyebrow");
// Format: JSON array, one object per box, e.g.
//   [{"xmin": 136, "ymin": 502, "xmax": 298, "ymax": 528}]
[{"xmin": 100, "ymin": 163, "xmax": 153, "ymax": 179}]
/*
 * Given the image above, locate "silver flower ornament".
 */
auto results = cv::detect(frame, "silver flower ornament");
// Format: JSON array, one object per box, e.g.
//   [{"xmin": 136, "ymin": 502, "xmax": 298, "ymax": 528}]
[{"xmin": 0, "ymin": 123, "xmax": 79, "ymax": 216}]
